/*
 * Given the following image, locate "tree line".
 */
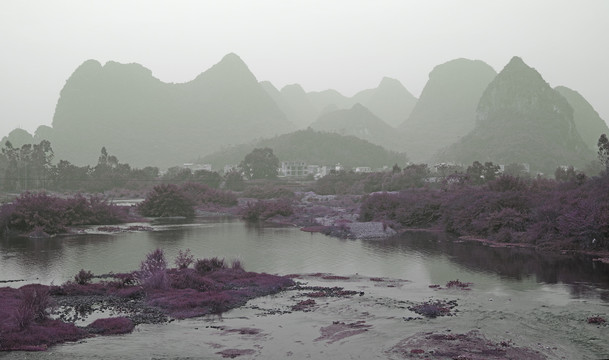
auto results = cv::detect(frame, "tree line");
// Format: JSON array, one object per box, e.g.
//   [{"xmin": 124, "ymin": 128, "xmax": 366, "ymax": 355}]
[
  {"xmin": 2, "ymin": 134, "xmax": 608, "ymax": 194},
  {"xmin": 0, "ymin": 142, "xmax": 223, "ymax": 192}
]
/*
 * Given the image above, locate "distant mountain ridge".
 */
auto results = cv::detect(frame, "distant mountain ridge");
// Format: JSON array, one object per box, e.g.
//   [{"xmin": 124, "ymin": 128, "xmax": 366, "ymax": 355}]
[
  {"xmin": 34, "ymin": 54, "xmax": 295, "ymax": 167},
  {"xmin": 435, "ymin": 56, "xmax": 594, "ymax": 173},
  {"xmin": 3, "ymin": 53, "xmax": 606, "ymax": 174},
  {"xmin": 309, "ymin": 103, "xmax": 405, "ymax": 152},
  {"xmin": 352, "ymin": 77, "xmax": 417, "ymax": 128},
  {"xmin": 555, "ymin": 86, "xmax": 609, "ymax": 152},
  {"xmin": 279, "ymin": 84, "xmax": 320, "ymax": 129},
  {"xmin": 262, "ymin": 77, "xmax": 417, "ymax": 130},
  {"xmin": 398, "ymin": 58, "xmax": 497, "ymax": 162}
]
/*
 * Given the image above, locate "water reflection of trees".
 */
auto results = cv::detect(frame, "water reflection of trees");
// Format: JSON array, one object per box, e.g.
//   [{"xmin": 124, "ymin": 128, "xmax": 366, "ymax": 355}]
[{"xmin": 365, "ymin": 231, "xmax": 609, "ymax": 295}]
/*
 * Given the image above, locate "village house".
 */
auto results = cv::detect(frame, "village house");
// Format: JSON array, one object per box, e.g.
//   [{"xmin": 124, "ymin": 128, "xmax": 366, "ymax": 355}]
[
  {"xmin": 280, "ymin": 161, "xmax": 309, "ymax": 177},
  {"xmin": 183, "ymin": 163, "xmax": 212, "ymax": 172}
]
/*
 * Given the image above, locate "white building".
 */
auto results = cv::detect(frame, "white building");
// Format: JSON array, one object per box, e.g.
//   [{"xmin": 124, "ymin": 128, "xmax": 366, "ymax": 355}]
[
  {"xmin": 223, "ymin": 164, "xmax": 238, "ymax": 174},
  {"xmin": 354, "ymin": 166, "xmax": 372, "ymax": 173},
  {"xmin": 183, "ymin": 163, "xmax": 212, "ymax": 172},
  {"xmin": 280, "ymin": 161, "xmax": 309, "ymax": 177}
]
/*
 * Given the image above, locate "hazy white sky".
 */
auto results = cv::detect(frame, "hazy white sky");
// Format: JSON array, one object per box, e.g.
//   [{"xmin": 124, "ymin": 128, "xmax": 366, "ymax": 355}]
[{"xmin": 1, "ymin": 0, "xmax": 608, "ymax": 138}]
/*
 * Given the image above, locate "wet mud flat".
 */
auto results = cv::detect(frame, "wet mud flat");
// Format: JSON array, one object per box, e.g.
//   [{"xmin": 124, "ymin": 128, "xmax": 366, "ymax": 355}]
[{"xmin": 3, "ymin": 274, "xmax": 607, "ymax": 359}]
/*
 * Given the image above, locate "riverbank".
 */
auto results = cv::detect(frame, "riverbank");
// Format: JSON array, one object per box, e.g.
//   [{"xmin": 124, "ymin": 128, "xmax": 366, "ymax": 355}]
[
  {"xmin": 3, "ymin": 182, "xmax": 608, "ymax": 258},
  {"xmin": 233, "ymin": 191, "xmax": 609, "ymax": 259}
]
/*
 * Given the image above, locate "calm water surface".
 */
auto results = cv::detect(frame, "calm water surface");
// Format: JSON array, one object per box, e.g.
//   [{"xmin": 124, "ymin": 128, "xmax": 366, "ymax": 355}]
[{"xmin": 1, "ymin": 217, "xmax": 608, "ymax": 302}]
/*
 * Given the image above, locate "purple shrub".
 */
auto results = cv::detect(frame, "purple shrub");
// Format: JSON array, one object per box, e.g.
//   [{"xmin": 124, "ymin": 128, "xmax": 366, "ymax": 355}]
[
  {"xmin": 174, "ymin": 248, "xmax": 195, "ymax": 269},
  {"xmin": 291, "ymin": 299, "xmax": 316, "ymax": 311},
  {"xmin": 408, "ymin": 300, "xmax": 457, "ymax": 318},
  {"xmin": 169, "ymin": 268, "xmax": 220, "ymax": 291},
  {"xmin": 138, "ymin": 184, "xmax": 195, "ymax": 218},
  {"xmin": 147, "ymin": 289, "xmax": 235, "ymax": 317},
  {"xmin": 487, "ymin": 175, "xmax": 529, "ymax": 192},
  {"xmin": 230, "ymin": 259, "xmax": 244, "ymax": 271},
  {"xmin": 111, "ymin": 272, "xmax": 136, "ymax": 287},
  {"xmin": 86, "ymin": 317, "xmax": 135, "ymax": 335},
  {"xmin": 0, "ymin": 252, "xmax": 296, "ymax": 351},
  {"xmin": 441, "ymin": 188, "xmax": 532, "ymax": 238},
  {"xmin": 240, "ymin": 199, "xmax": 293, "ymax": 222},
  {"xmin": 6, "ymin": 192, "xmax": 128, "ymax": 235},
  {"xmin": 15, "ymin": 285, "xmax": 53, "ymax": 329},
  {"xmin": 140, "ymin": 248, "xmax": 168, "ymax": 273},
  {"xmin": 179, "ymin": 182, "xmax": 237, "ymax": 206},
  {"xmin": 242, "ymin": 184, "xmax": 295, "ymax": 199},
  {"xmin": 359, "ymin": 190, "xmax": 442, "ymax": 228},
  {"xmin": 486, "ymin": 208, "xmax": 528, "ymax": 234},
  {"xmin": 241, "ymin": 201, "xmax": 263, "ymax": 222},
  {"xmin": 9, "ymin": 192, "xmax": 70, "ymax": 234},
  {"xmin": 141, "ymin": 271, "xmax": 169, "ymax": 291},
  {"xmin": 445, "ymin": 280, "xmax": 472, "ymax": 289},
  {"xmin": 0, "ymin": 318, "xmax": 86, "ymax": 351},
  {"xmin": 354, "ymin": 172, "xmax": 609, "ymax": 252},
  {"xmin": 216, "ymin": 349, "xmax": 256, "ymax": 358},
  {"xmin": 74, "ymin": 269, "xmax": 94, "ymax": 285},
  {"xmin": 148, "ymin": 269, "xmax": 294, "ymax": 318},
  {"xmin": 218, "ymin": 271, "xmax": 294, "ymax": 296},
  {"xmin": 195, "ymin": 257, "xmax": 227, "ymax": 274},
  {"xmin": 63, "ymin": 194, "xmax": 127, "ymax": 226},
  {"xmin": 137, "ymin": 248, "xmax": 169, "ymax": 290},
  {"xmin": 587, "ymin": 316, "xmax": 606, "ymax": 324},
  {"xmin": 315, "ymin": 171, "xmax": 367, "ymax": 195}
]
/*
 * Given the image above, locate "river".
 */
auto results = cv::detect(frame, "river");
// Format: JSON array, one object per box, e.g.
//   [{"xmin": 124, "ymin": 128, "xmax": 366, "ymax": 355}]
[{"xmin": 1, "ymin": 217, "xmax": 608, "ymax": 359}]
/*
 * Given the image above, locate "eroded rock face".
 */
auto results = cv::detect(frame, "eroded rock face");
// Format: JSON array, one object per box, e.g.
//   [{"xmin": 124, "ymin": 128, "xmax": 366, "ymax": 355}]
[
  {"xmin": 555, "ymin": 85, "xmax": 609, "ymax": 152},
  {"xmin": 435, "ymin": 56, "xmax": 593, "ymax": 174}
]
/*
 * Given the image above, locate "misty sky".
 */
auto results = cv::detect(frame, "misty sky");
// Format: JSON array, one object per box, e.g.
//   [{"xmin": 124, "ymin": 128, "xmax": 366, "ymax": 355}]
[{"xmin": 1, "ymin": 0, "xmax": 608, "ymax": 138}]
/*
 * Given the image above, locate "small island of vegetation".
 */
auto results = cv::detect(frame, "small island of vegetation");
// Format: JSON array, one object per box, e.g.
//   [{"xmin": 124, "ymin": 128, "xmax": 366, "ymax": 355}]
[{"xmin": 0, "ymin": 249, "xmax": 293, "ymax": 351}]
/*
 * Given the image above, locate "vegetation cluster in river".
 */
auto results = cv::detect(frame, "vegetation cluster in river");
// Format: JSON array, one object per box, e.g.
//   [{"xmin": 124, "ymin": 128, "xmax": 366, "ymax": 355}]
[{"xmin": 0, "ymin": 249, "xmax": 294, "ymax": 351}]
